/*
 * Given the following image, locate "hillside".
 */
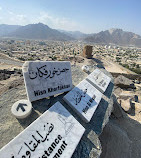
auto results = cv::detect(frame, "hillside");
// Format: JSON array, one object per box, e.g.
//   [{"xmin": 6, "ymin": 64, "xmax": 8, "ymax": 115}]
[
  {"xmin": 0, "ymin": 24, "xmax": 21, "ymax": 36},
  {"xmin": 58, "ymin": 30, "xmax": 89, "ymax": 39},
  {"xmin": 7, "ymin": 23, "xmax": 74, "ymax": 41},
  {"xmin": 84, "ymin": 28, "xmax": 141, "ymax": 47}
]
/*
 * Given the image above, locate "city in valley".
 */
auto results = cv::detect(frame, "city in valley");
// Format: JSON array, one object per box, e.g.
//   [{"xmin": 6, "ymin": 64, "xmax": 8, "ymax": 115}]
[{"xmin": 0, "ymin": 39, "xmax": 141, "ymax": 74}]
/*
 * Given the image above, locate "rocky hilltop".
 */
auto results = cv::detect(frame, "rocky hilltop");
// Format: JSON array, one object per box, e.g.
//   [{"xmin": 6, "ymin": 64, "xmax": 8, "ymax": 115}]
[{"xmin": 0, "ymin": 58, "xmax": 141, "ymax": 157}]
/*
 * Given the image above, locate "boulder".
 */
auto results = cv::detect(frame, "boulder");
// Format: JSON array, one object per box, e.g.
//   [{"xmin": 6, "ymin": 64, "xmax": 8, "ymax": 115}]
[
  {"xmin": 112, "ymin": 94, "xmax": 124, "ymax": 118},
  {"xmin": 118, "ymin": 99, "xmax": 131, "ymax": 113},
  {"xmin": 118, "ymin": 93, "xmax": 134, "ymax": 100},
  {"xmin": 113, "ymin": 86, "xmax": 122, "ymax": 97},
  {"xmin": 117, "ymin": 93, "xmax": 141, "ymax": 114},
  {"xmin": 0, "ymin": 72, "xmax": 10, "ymax": 80},
  {"xmin": 115, "ymin": 75, "xmax": 135, "ymax": 89},
  {"xmin": 99, "ymin": 121, "xmax": 132, "ymax": 158}
]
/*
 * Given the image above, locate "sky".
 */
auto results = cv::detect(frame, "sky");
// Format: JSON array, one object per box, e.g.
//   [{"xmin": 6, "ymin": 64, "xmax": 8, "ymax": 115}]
[{"xmin": 0, "ymin": 0, "xmax": 141, "ymax": 35}]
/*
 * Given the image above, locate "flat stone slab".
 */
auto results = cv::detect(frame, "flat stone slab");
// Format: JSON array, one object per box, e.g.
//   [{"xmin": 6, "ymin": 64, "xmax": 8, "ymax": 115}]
[
  {"xmin": 0, "ymin": 102, "xmax": 85, "ymax": 158},
  {"xmin": 86, "ymin": 68, "xmax": 111, "ymax": 93},
  {"xmin": 63, "ymin": 79, "xmax": 103, "ymax": 123},
  {"xmin": 22, "ymin": 61, "xmax": 72, "ymax": 102},
  {"xmin": 11, "ymin": 100, "xmax": 32, "ymax": 119}
]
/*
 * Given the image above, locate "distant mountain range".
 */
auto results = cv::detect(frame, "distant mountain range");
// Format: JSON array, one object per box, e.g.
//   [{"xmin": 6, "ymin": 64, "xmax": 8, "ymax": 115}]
[
  {"xmin": 0, "ymin": 23, "xmax": 73, "ymax": 41},
  {"xmin": 0, "ymin": 23, "xmax": 141, "ymax": 47},
  {"xmin": 84, "ymin": 28, "xmax": 141, "ymax": 47},
  {"xmin": 0, "ymin": 24, "xmax": 20, "ymax": 36},
  {"xmin": 58, "ymin": 30, "xmax": 89, "ymax": 39}
]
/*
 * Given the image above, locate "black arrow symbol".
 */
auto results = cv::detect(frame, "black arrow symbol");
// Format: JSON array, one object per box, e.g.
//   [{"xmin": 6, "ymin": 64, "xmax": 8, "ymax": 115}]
[{"xmin": 16, "ymin": 103, "xmax": 27, "ymax": 112}]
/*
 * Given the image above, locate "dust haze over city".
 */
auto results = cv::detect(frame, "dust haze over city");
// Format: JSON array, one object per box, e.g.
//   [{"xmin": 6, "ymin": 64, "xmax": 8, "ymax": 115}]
[{"xmin": 0, "ymin": 0, "xmax": 141, "ymax": 158}]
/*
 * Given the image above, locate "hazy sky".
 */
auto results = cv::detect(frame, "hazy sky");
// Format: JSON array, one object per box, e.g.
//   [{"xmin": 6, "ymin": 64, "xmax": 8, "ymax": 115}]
[{"xmin": 0, "ymin": 0, "xmax": 140, "ymax": 34}]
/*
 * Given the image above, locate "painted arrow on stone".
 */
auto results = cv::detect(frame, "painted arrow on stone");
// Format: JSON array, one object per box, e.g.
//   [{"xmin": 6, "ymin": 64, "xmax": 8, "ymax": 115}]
[{"xmin": 16, "ymin": 103, "xmax": 27, "ymax": 112}]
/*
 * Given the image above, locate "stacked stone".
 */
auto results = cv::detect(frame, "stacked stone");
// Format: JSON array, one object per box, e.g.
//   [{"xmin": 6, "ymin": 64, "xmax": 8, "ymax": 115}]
[{"xmin": 83, "ymin": 45, "xmax": 93, "ymax": 58}]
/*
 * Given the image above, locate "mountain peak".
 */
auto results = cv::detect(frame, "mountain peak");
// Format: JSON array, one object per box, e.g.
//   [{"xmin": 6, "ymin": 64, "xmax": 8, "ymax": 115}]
[
  {"xmin": 36, "ymin": 22, "xmax": 47, "ymax": 27},
  {"xmin": 26, "ymin": 23, "xmax": 49, "ymax": 28},
  {"xmin": 108, "ymin": 28, "xmax": 123, "ymax": 34},
  {"xmin": 4, "ymin": 23, "xmax": 73, "ymax": 41},
  {"xmin": 84, "ymin": 28, "xmax": 141, "ymax": 47}
]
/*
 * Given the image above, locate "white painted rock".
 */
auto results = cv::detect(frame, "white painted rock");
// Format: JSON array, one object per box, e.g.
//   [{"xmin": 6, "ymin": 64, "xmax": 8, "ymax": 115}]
[
  {"xmin": 11, "ymin": 100, "xmax": 32, "ymax": 119},
  {"xmin": 82, "ymin": 65, "xmax": 89, "ymax": 72},
  {"xmin": 1, "ymin": 102, "xmax": 85, "ymax": 158},
  {"xmin": 22, "ymin": 61, "xmax": 73, "ymax": 102},
  {"xmin": 86, "ymin": 68, "xmax": 111, "ymax": 93},
  {"xmin": 63, "ymin": 79, "xmax": 103, "ymax": 123}
]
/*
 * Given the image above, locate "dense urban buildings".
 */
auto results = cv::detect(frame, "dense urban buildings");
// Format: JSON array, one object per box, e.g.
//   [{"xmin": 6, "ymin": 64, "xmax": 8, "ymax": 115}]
[{"xmin": 0, "ymin": 39, "xmax": 140, "ymax": 74}]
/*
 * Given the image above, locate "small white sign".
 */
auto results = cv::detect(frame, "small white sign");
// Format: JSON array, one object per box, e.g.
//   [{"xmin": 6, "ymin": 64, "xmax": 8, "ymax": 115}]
[
  {"xmin": 63, "ymin": 80, "xmax": 103, "ymax": 122},
  {"xmin": 11, "ymin": 100, "xmax": 32, "ymax": 119},
  {"xmin": 0, "ymin": 102, "xmax": 85, "ymax": 158},
  {"xmin": 82, "ymin": 65, "xmax": 89, "ymax": 73},
  {"xmin": 86, "ymin": 69, "xmax": 111, "ymax": 93},
  {"xmin": 22, "ymin": 61, "xmax": 73, "ymax": 102}
]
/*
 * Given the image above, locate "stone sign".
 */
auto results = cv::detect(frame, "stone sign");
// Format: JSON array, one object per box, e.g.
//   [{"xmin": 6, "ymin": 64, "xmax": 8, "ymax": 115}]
[
  {"xmin": 86, "ymin": 69, "xmax": 111, "ymax": 93},
  {"xmin": 22, "ymin": 61, "xmax": 73, "ymax": 102},
  {"xmin": 63, "ymin": 79, "xmax": 103, "ymax": 122},
  {"xmin": 0, "ymin": 102, "xmax": 85, "ymax": 158},
  {"xmin": 11, "ymin": 100, "xmax": 32, "ymax": 119}
]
